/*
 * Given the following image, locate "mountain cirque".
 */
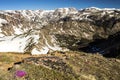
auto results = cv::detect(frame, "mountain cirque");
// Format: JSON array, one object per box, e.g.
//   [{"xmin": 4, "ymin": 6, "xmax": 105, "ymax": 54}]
[
  {"xmin": 0, "ymin": 7, "xmax": 120, "ymax": 80},
  {"xmin": 0, "ymin": 7, "xmax": 120, "ymax": 55}
]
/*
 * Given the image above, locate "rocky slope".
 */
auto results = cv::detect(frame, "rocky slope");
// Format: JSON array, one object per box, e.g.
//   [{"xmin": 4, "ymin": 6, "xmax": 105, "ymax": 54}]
[{"xmin": 0, "ymin": 7, "xmax": 120, "ymax": 55}]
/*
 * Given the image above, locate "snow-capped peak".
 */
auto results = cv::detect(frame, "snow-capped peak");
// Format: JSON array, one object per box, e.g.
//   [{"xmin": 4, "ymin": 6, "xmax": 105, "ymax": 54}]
[
  {"xmin": 87, "ymin": 7, "xmax": 102, "ymax": 10},
  {"xmin": 82, "ymin": 7, "xmax": 120, "ymax": 12},
  {"xmin": 55, "ymin": 7, "xmax": 78, "ymax": 14}
]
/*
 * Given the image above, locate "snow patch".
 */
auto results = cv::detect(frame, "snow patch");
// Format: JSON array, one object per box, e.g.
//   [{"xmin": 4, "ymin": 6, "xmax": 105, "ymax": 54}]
[
  {"xmin": 0, "ymin": 33, "xmax": 5, "ymax": 37},
  {"xmin": 4, "ymin": 10, "xmax": 16, "ymax": 13},
  {"xmin": 43, "ymin": 34, "xmax": 62, "ymax": 51},
  {"xmin": 109, "ymin": 15, "xmax": 114, "ymax": 17},
  {"xmin": 0, "ymin": 36, "xmax": 29, "ymax": 53},
  {"xmin": 31, "ymin": 47, "xmax": 49, "ymax": 55},
  {"xmin": 0, "ymin": 34, "xmax": 39, "ymax": 53},
  {"xmin": 46, "ymin": 40, "xmax": 62, "ymax": 51},
  {"xmin": 0, "ymin": 18, "xmax": 8, "ymax": 27},
  {"xmin": 101, "ymin": 12, "xmax": 106, "ymax": 16},
  {"xmin": 14, "ymin": 27, "xmax": 23, "ymax": 34},
  {"xmin": 0, "ymin": 34, "xmax": 5, "ymax": 37}
]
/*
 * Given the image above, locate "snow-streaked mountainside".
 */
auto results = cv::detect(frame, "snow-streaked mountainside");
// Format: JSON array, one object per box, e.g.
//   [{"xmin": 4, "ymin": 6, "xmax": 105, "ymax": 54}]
[{"xmin": 0, "ymin": 7, "xmax": 120, "ymax": 55}]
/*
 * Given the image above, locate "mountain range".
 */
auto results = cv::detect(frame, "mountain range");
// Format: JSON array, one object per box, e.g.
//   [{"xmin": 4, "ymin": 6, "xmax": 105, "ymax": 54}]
[{"xmin": 0, "ymin": 7, "xmax": 120, "ymax": 55}]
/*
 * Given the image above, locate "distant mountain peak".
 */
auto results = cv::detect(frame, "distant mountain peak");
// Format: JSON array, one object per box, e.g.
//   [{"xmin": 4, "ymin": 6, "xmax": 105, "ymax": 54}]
[{"xmin": 81, "ymin": 7, "xmax": 120, "ymax": 11}]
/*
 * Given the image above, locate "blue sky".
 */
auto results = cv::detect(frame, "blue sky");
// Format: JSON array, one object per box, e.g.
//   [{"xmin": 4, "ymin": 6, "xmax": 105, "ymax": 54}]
[{"xmin": 0, "ymin": 0, "xmax": 120, "ymax": 10}]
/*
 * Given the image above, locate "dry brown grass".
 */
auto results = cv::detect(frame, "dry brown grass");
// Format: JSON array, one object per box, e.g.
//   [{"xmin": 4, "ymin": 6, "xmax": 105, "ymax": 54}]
[
  {"xmin": 0, "ymin": 51, "xmax": 120, "ymax": 80},
  {"xmin": 0, "ymin": 52, "xmax": 32, "ymax": 71}
]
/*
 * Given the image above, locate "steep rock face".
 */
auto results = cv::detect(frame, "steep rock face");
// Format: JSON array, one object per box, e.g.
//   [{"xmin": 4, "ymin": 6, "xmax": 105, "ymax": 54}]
[{"xmin": 0, "ymin": 7, "xmax": 120, "ymax": 54}]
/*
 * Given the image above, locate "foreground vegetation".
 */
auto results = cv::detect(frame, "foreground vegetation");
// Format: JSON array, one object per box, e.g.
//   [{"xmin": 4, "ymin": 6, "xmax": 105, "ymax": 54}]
[{"xmin": 0, "ymin": 51, "xmax": 120, "ymax": 80}]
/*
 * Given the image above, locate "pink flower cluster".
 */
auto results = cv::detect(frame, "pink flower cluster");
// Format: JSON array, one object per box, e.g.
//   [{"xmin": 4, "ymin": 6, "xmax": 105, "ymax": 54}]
[{"xmin": 15, "ymin": 70, "xmax": 27, "ymax": 78}]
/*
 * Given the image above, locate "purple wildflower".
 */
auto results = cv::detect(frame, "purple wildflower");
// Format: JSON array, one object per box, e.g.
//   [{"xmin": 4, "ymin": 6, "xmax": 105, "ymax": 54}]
[{"xmin": 15, "ymin": 70, "xmax": 27, "ymax": 78}]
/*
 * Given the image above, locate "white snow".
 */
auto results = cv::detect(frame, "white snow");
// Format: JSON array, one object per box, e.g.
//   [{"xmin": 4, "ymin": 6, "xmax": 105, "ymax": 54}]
[
  {"xmin": 0, "ymin": 34, "xmax": 5, "ymax": 37},
  {"xmin": 32, "ymin": 35, "xmax": 40, "ymax": 44},
  {"xmin": 31, "ymin": 34, "xmax": 62, "ymax": 55},
  {"xmin": 89, "ymin": 7, "xmax": 102, "ymax": 10},
  {"xmin": 0, "ymin": 34, "xmax": 39, "ymax": 53},
  {"xmin": 31, "ymin": 47, "xmax": 49, "ymax": 55},
  {"xmin": 14, "ymin": 27, "xmax": 23, "ymax": 34},
  {"xmin": 106, "ymin": 10, "xmax": 114, "ymax": 14},
  {"xmin": 55, "ymin": 8, "xmax": 78, "ymax": 15},
  {"xmin": 0, "ymin": 28, "xmax": 2, "ymax": 32},
  {"xmin": 0, "ymin": 18, "xmax": 8, "ymax": 27},
  {"xmin": 0, "ymin": 36, "xmax": 28, "ymax": 53},
  {"xmin": 40, "ymin": 10, "xmax": 54, "ymax": 16},
  {"xmin": 85, "ymin": 7, "xmax": 102, "ymax": 11},
  {"xmin": 20, "ymin": 10, "xmax": 32, "ymax": 20},
  {"xmin": 20, "ymin": 10, "xmax": 54, "ymax": 21},
  {"xmin": 85, "ymin": 7, "xmax": 120, "ymax": 11},
  {"xmin": 101, "ymin": 12, "xmax": 106, "ymax": 16},
  {"xmin": 4, "ymin": 10, "xmax": 16, "ymax": 13},
  {"xmin": 103, "ymin": 8, "xmax": 116, "ymax": 11},
  {"xmin": 43, "ymin": 34, "xmax": 62, "ymax": 51},
  {"xmin": 109, "ymin": 14, "xmax": 114, "ymax": 17},
  {"xmin": 45, "ymin": 40, "xmax": 62, "ymax": 51}
]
